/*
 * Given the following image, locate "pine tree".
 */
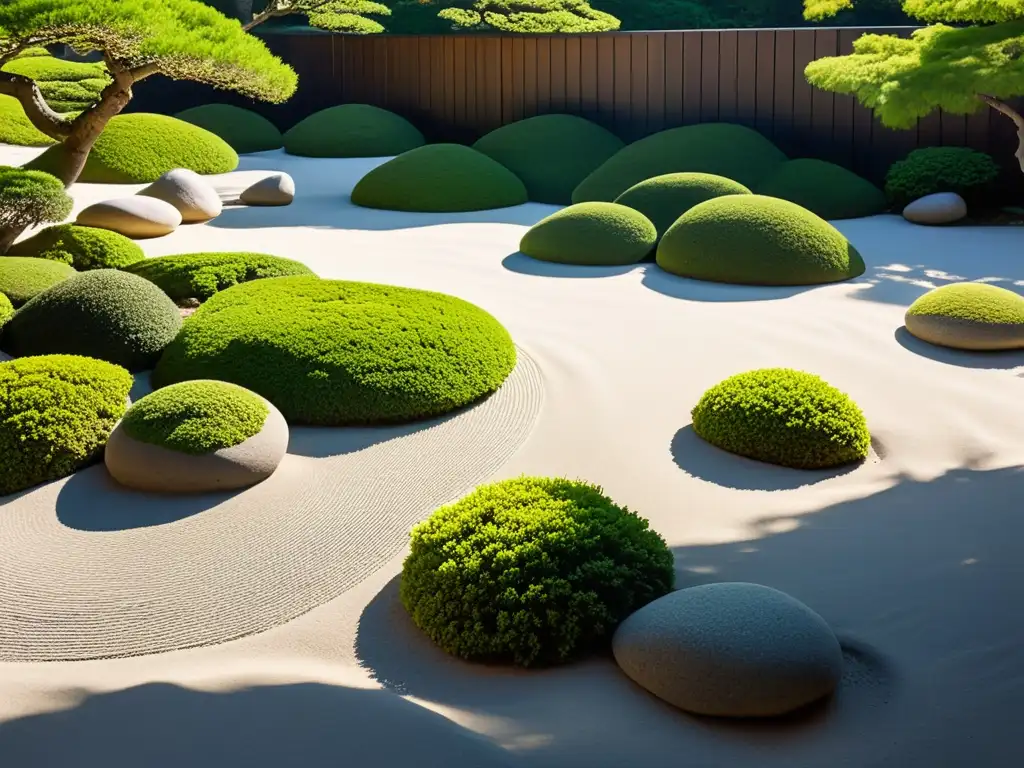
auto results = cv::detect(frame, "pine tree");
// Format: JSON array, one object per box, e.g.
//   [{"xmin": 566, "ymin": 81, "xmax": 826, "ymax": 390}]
[
  {"xmin": 438, "ymin": 0, "xmax": 620, "ymax": 33},
  {"xmin": 243, "ymin": 0, "xmax": 392, "ymax": 33}
]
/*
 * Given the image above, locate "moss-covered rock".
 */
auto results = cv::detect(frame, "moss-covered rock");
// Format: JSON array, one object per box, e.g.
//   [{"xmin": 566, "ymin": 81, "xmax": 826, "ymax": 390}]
[
  {"xmin": 284, "ymin": 104, "xmax": 425, "ymax": 158},
  {"xmin": 614, "ymin": 172, "xmax": 751, "ymax": 240},
  {"xmin": 0, "ymin": 94, "xmax": 55, "ymax": 147},
  {"xmin": 9, "ymin": 224, "xmax": 144, "ymax": 270},
  {"xmin": 0, "ymin": 256, "xmax": 75, "ymax": 306},
  {"xmin": 520, "ymin": 202, "xmax": 656, "ymax": 266},
  {"xmin": 175, "ymin": 104, "xmax": 284, "ymax": 154},
  {"xmin": 1, "ymin": 55, "xmax": 110, "ymax": 114},
  {"xmin": 754, "ymin": 159, "xmax": 887, "ymax": 220},
  {"xmin": 0, "ymin": 292, "xmax": 12, "ymax": 328},
  {"xmin": 904, "ymin": 283, "xmax": 1024, "ymax": 351}
]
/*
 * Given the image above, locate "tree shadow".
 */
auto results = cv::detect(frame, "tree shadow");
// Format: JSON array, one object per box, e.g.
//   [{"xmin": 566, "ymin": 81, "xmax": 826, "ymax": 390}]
[
  {"xmin": 640, "ymin": 265, "xmax": 818, "ymax": 303},
  {"xmin": 893, "ymin": 326, "xmax": 1024, "ymax": 370},
  {"xmin": 501, "ymin": 251, "xmax": 641, "ymax": 279}
]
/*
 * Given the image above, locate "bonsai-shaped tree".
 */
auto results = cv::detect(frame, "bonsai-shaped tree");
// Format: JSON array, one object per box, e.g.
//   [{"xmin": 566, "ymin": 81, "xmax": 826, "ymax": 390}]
[
  {"xmin": 804, "ymin": 0, "xmax": 1024, "ymax": 172},
  {"xmin": 241, "ymin": 0, "xmax": 392, "ymax": 33},
  {"xmin": 0, "ymin": 167, "xmax": 72, "ymax": 252},
  {"xmin": 438, "ymin": 0, "xmax": 620, "ymax": 32}
]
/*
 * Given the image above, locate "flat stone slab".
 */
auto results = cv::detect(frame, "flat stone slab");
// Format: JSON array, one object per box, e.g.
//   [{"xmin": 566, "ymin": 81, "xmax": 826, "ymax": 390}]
[{"xmin": 77, "ymin": 197, "xmax": 182, "ymax": 239}]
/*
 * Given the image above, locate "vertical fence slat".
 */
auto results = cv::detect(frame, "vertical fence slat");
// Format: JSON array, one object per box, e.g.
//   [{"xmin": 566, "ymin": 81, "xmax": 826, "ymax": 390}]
[
  {"xmin": 537, "ymin": 37, "xmax": 552, "ymax": 114},
  {"xmin": 581, "ymin": 35, "xmax": 598, "ymax": 120},
  {"xmin": 551, "ymin": 36, "xmax": 567, "ymax": 113},
  {"xmin": 810, "ymin": 29, "xmax": 836, "ymax": 159},
  {"xmin": 597, "ymin": 35, "xmax": 615, "ymax": 130},
  {"xmin": 630, "ymin": 34, "xmax": 649, "ymax": 139},
  {"xmin": 566, "ymin": 36, "xmax": 582, "ymax": 115},
  {"xmin": 523, "ymin": 37, "xmax": 538, "ymax": 119},
  {"xmin": 736, "ymin": 30, "xmax": 757, "ymax": 130},
  {"xmin": 682, "ymin": 31, "xmax": 702, "ymax": 125},
  {"xmin": 613, "ymin": 35, "xmax": 632, "ymax": 137},
  {"xmin": 501, "ymin": 37, "xmax": 514, "ymax": 125},
  {"xmin": 839, "ymin": 28, "xmax": 873, "ymax": 177},
  {"xmin": 511, "ymin": 37, "xmax": 525, "ymax": 122},
  {"xmin": 700, "ymin": 31, "xmax": 719, "ymax": 123},
  {"xmin": 418, "ymin": 37, "xmax": 431, "ymax": 116},
  {"xmin": 464, "ymin": 37, "xmax": 478, "ymax": 129},
  {"xmin": 646, "ymin": 33, "xmax": 666, "ymax": 134},
  {"xmin": 755, "ymin": 30, "xmax": 775, "ymax": 139},
  {"xmin": 665, "ymin": 32, "xmax": 684, "ymax": 127},
  {"xmin": 453, "ymin": 37, "xmax": 467, "ymax": 127},
  {"xmin": 792, "ymin": 29, "xmax": 816, "ymax": 151},
  {"xmin": 718, "ymin": 30, "xmax": 738, "ymax": 124},
  {"xmin": 484, "ymin": 37, "xmax": 502, "ymax": 132},
  {"xmin": 772, "ymin": 30, "xmax": 795, "ymax": 155}
]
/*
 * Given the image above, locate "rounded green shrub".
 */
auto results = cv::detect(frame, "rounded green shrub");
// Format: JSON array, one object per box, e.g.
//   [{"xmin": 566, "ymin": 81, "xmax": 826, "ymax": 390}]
[
  {"xmin": 400, "ymin": 476, "xmax": 675, "ymax": 667},
  {"xmin": 121, "ymin": 380, "xmax": 269, "ymax": 455},
  {"xmin": 754, "ymin": 159, "xmax": 887, "ymax": 220},
  {"xmin": 885, "ymin": 147, "xmax": 1000, "ymax": 207},
  {"xmin": 0, "ymin": 292, "xmax": 13, "ymax": 328},
  {"xmin": 0, "ymin": 94, "xmax": 56, "ymax": 147},
  {"xmin": 153, "ymin": 276, "xmax": 517, "ymax": 425},
  {"xmin": 351, "ymin": 144, "xmax": 528, "ymax": 212},
  {"xmin": 472, "ymin": 115, "xmax": 625, "ymax": 204},
  {"xmin": 571, "ymin": 123, "xmax": 787, "ymax": 203},
  {"xmin": 284, "ymin": 104, "xmax": 425, "ymax": 158},
  {"xmin": 0, "ymin": 166, "xmax": 73, "ymax": 234},
  {"xmin": 519, "ymin": 202, "xmax": 656, "ymax": 266},
  {"xmin": 0, "ymin": 256, "xmax": 75, "ymax": 306},
  {"xmin": 0, "ymin": 354, "xmax": 132, "ymax": 496},
  {"xmin": 613, "ymin": 172, "xmax": 751, "ymax": 239},
  {"xmin": 904, "ymin": 283, "xmax": 1024, "ymax": 351},
  {"xmin": 2, "ymin": 270, "xmax": 182, "ymax": 371},
  {"xmin": 1, "ymin": 55, "xmax": 110, "ymax": 114},
  {"xmin": 656, "ymin": 195, "xmax": 865, "ymax": 285},
  {"xmin": 8, "ymin": 224, "xmax": 144, "ymax": 271},
  {"xmin": 124, "ymin": 251, "xmax": 314, "ymax": 302},
  {"xmin": 691, "ymin": 368, "xmax": 870, "ymax": 470},
  {"xmin": 175, "ymin": 104, "xmax": 284, "ymax": 154}
]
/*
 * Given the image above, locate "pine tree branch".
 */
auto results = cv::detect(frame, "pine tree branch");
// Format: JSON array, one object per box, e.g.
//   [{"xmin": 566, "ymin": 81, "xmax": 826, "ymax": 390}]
[{"xmin": 0, "ymin": 70, "xmax": 73, "ymax": 139}]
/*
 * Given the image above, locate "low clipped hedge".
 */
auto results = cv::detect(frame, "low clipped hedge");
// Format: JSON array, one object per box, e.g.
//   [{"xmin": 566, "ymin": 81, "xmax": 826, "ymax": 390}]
[
  {"xmin": 9, "ymin": 224, "xmax": 144, "ymax": 270},
  {"xmin": 2, "ymin": 270, "xmax": 182, "ymax": 371},
  {"xmin": 0, "ymin": 94, "xmax": 55, "ymax": 147},
  {"xmin": 0, "ymin": 354, "xmax": 132, "ymax": 496},
  {"xmin": 400, "ymin": 476, "xmax": 675, "ymax": 667},
  {"xmin": 351, "ymin": 144, "xmax": 528, "ymax": 212},
  {"xmin": 904, "ymin": 283, "xmax": 1024, "ymax": 351},
  {"xmin": 885, "ymin": 147, "xmax": 1000, "ymax": 207},
  {"xmin": 754, "ymin": 159, "xmax": 888, "ymax": 220},
  {"xmin": 691, "ymin": 368, "xmax": 871, "ymax": 470},
  {"xmin": 121, "ymin": 380, "xmax": 270, "ymax": 455},
  {"xmin": 657, "ymin": 195, "xmax": 865, "ymax": 286},
  {"xmin": 0, "ymin": 256, "xmax": 75, "ymax": 306},
  {"xmin": 572, "ymin": 123, "xmax": 787, "ymax": 203},
  {"xmin": 175, "ymin": 104, "xmax": 284, "ymax": 154},
  {"xmin": 0, "ymin": 166, "xmax": 73, "ymax": 234},
  {"xmin": 284, "ymin": 104, "xmax": 425, "ymax": 158},
  {"xmin": 614, "ymin": 172, "xmax": 751, "ymax": 239},
  {"xmin": 153, "ymin": 276, "xmax": 517, "ymax": 425},
  {"xmin": 124, "ymin": 251, "xmax": 314, "ymax": 302},
  {"xmin": 519, "ymin": 202, "xmax": 657, "ymax": 266},
  {"xmin": 1, "ymin": 55, "xmax": 110, "ymax": 114},
  {"xmin": 0, "ymin": 292, "xmax": 12, "ymax": 328},
  {"xmin": 473, "ymin": 115, "xmax": 625, "ymax": 204}
]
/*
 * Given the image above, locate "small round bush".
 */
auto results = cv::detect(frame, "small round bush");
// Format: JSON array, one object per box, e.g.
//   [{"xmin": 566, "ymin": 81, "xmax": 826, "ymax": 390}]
[
  {"xmin": 124, "ymin": 251, "xmax": 314, "ymax": 302},
  {"xmin": 1, "ymin": 55, "xmax": 110, "ymax": 114},
  {"xmin": 520, "ymin": 202, "xmax": 657, "ymax": 266},
  {"xmin": 153, "ymin": 276, "xmax": 517, "ymax": 425},
  {"xmin": 657, "ymin": 195, "xmax": 865, "ymax": 286},
  {"xmin": 175, "ymin": 104, "xmax": 284, "ymax": 154},
  {"xmin": 691, "ymin": 368, "xmax": 870, "ymax": 470},
  {"xmin": 905, "ymin": 283, "xmax": 1024, "ymax": 351},
  {"xmin": 0, "ymin": 354, "xmax": 132, "ymax": 496},
  {"xmin": 2, "ymin": 270, "xmax": 182, "ymax": 371},
  {"xmin": 0, "ymin": 292, "xmax": 13, "ymax": 328},
  {"xmin": 755, "ymin": 159, "xmax": 887, "ymax": 220},
  {"xmin": 614, "ymin": 172, "xmax": 751, "ymax": 239},
  {"xmin": 885, "ymin": 147, "xmax": 1000, "ymax": 206},
  {"xmin": 8, "ymin": 224, "xmax": 144, "ymax": 270},
  {"xmin": 0, "ymin": 94, "xmax": 56, "ymax": 147},
  {"xmin": 473, "ymin": 115, "xmax": 625, "ymax": 204},
  {"xmin": 121, "ymin": 380, "xmax": 269, "ymax": 455},
  {"xmin": 351, "ymin": 144, "xmax": 528, "ymax": 212},
  {"xmin": 284, "ymin": 104, "xmax": 425, "ymax": 158},
  {"xmin": 572, "ymin": 123, "xmax": 787, "ymax": 203},
  {"xmin": 0, "ymin": 256, "xmax": 75, "ymax": 306},
  {"xmin": 0, "ymin": 166, "xmax": 73, "ymax": 233},
  {"xmin": 400, "ymin": 476, "xmax": 675, "ymax": 667}
]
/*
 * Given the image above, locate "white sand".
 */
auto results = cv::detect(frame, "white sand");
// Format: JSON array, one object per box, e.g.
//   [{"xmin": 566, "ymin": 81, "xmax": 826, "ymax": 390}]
[{"xmin": 0, "ymin": 146, "xmax": 1022, "ymax": 767}]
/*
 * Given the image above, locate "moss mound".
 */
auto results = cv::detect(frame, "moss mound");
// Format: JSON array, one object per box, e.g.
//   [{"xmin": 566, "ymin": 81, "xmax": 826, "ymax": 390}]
[
  {"xmin": 9, "ymin": 224, "xmax": 144, "ymax": 270},
  {"xmin": 284, "ymin": 104, "xmax": 425, "ymax": 158},
  {"xmin": 885, "ymin": 147, "xmax": 1000, "ymax": 207},
  {"xmin": 153, "ymin": 276, "xmax": 517, "ymax": 425},
  {"xmin": 2, "ymin": 270, "xmax": 182, "ymax": 371},
  {"xmin": 121, "ymin": 380, "xmax": 269, "ymax": 456},
  {"xmin": 520, "ymin": 202, "xmax": 657, "ymax": 266},
  {"xmin": 691, "ymin": 368, "xmax": 870, "ymax": 470},
  {"xmin": 400, "ymin": 476, "xmax": 675, "ymax": 667},
  {"xmin": 614, "ymin": 172, "xmax": 751, "ymax": 239},
  {"xmin": 175, "ymin": 104, "xmax": 284, "ymax": 154},
  {"xmin": 754, "ymin": 159, "xmax": 887, "ymax": 220},
  {"xmin": 472, "ymin": 115, "xmax": 625, "ymax": 205},
  {"xmin": 27, "ymin": 114, "xmax": 239, "ymax": 184},
  {"xmin": 657, "ymin": 195, "xmax": 865, "ymax": 285},
  {"xmin": 351, "ymin": 144, "xmax": 528, "ymax": 212},
  {"xmin": 904, "ymin": 283, "xmax": 1024, "ymax": 351},
  {"xmin": 124, "ymin": 251, "xmax": 314, "ymax": 302},
  {"xmin": 572, "ymin": 123, "xmax": 787, "ymax": 203},
  {"xmin": 0, "ymin": 354, "xmax": 132, "ymax": 496},
  {"xmin": 0, "ymin": 256, "xmax": 75, "ymax": 306},
  {"xmin": 1, "ymin": 55, "xmax": 110, "ymax": 114},
  {"xmin": 0, "ymin": 292, "xmax": 13, "ymax": 328},
  {"xmin": 0, "ymin": 94, "xmax": 55, "ymax": 147}
]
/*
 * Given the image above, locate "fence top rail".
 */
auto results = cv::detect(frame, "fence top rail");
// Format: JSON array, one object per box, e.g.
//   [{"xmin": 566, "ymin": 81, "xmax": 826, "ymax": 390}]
[{"xmin": 258, "ymin": 26, "xmax": 923, "ymax": 39}]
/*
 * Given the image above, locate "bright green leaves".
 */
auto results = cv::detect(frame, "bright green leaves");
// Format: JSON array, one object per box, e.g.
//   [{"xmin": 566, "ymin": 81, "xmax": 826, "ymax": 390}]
[{"xmin": 439, "ymin": 0, "xmax": 620, "ymax": 33}]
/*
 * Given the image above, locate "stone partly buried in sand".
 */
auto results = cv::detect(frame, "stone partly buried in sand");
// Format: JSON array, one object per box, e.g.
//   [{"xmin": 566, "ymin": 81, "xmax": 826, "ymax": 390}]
[
  {"xmin": 902, "ymin": 192, "xmax": 967, "ymax": 225},
  {"xmin": 239, "ymin": 172, "xmax": 295, "ymax": 206},
  {"xmin": 137, "ymin": 168, "xmax": 223, "ymax": 223},
  {"xmin": 904, "ymin": 282, "xmax": 1024, "ymax": 351},
  {"xmin": 613, "ymin": 582, "xmax": 844, "ymax": 717},
  {"xmin": 76, "ymin": 196, "xmax": 181, "ymax": 238}
]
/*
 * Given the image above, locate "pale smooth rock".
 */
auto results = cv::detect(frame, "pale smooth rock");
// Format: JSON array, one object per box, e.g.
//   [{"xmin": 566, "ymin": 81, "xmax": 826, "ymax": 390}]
[
  {"xmin": 138, "ymin": 168, "xmax": 223, "ymax": 223},
  {"xmin": 240, "ymin": 173, "xmax": 295, "ymax": 206},
  {"xmin": 903, "ymin": 192, "xmax": 967, "ymax": 225},
  {"xmin": 613, "ymin": 582, "xmax": 844, "ymax": 717},
  {"xmin": 905, "ymin": 313, "xmax": 1024, "ymax": 351},
  {"xmin": 77, "ymin": 197, "xmax": 182, "ymax": 239}
]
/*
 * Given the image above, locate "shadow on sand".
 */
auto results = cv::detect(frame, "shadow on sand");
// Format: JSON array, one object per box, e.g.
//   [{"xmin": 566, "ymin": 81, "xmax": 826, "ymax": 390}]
[
  {"xmin": 501, "ymin": 251, "xmax": 641, "ymax": 279},
  {"xmin": 893, "ymin": 326, "xmax": 1024, "ymax": 370}
]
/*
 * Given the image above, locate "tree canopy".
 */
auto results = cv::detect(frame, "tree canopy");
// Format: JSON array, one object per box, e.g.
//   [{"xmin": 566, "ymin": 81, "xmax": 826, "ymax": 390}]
[
  {"xmin": 437, "ymin": 0, "xmax": 620, "ymax": 32},
  {"xmin": 244, "ymin": 0, "xmax": 392, "ymax": 33}
]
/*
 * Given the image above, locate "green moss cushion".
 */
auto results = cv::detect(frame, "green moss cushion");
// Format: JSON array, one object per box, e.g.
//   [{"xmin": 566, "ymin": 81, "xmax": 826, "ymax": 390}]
[
  {"xmin": 656, "ymin": 195, "xmax": 865, "ymax": 286},
  {"xmin": 400, "ymin": 476, "xmax": 675, "ymax": 667},
  {"xmin": 175, "ymin": 104, "xmax": 283, "ymax": 154},
  {"xmin": 904, "ymin": 283, "xmax": 1024, "ymax": 351},
  {"xmin": 2, "ymin": 270, "xmax": 182, "ymax": 371},
  {"xmin": 520, "ymin": 202, "xmax": 657, "ymax": 266},
  {"xmin": 754, "ymin": 159, "xmax": 887, "ymax": 220},
  {"xmin": 691, "ymin": 368, "xmax": 870, "ymax": 470},
  {"xmin": 0, "ymin": 354, "xmax": 132, "ymax": 496},
  {"xmin": 120, "ymin": 380, "xmax": 269, "ymax": 455},
  {"xmin": 351, "ymin": 144, "xmax": 529, "ymax": 213},
  {"xmin": 283, "ymin": 104, "xmax": 425, "ymax": 158},
  {"xmin": 152, "ymin": 276, "xmax": 517, "ymax": 425},
  {"xmin": 9, "ymin": 224, "xmax": 144, "ymax": 270},
  {"xmin": 0, "ymin": 94, "xmax": 55, "ymax": 147},
  {"xmin": 472, "ymin": 115, "xmax": 625, "ymax": 204},
  {"xmin": 1, "ymin": 55, "xmax": 110, "ymax": 114},
  {"xmin": 124, "ymin": 251, "xmax": 314, "ymax": 302},
  {"xmin": 0, "ymin": 256, "xmax": 75, "ymax": 306},
  {"xmin": 572, "ymin": 123, "xmax": 787, "ymax": 203},
  {"xmin": 0, "ymin": 292, "xmax": 13, "ymax": 328},
  {"xmin": 614, "ymin": 172, "xmax": 751, "ymax": 239}
]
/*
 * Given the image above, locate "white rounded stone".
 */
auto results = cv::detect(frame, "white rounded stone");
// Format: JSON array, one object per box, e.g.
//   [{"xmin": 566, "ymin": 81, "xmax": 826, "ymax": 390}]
[
  {"xmin": 903, "ymin": 192, "xmax": 967, "ymax": 225},
  {"xmin": 77, "ymin": 197, "xmax": 182, "ymax": 239},
  {"xmin": 138, "ymin": 168, "xmax": 223, "ymax": 223},
  {"xmin": 240, "ymin": 173, "xmax": 295, "ymax": 206}
]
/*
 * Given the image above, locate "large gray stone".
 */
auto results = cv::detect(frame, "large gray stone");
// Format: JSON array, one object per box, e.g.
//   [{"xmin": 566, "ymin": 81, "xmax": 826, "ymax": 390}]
[
  {"xmin": 903, "ymin": 192, "xmax": 967, "ymax": 225},
  {"xmin": 138, "ymin": 168, "xmax": 222, "ymax": 223},
  {"xmin": 612, "ymin": 582, "xmax": 843, "ymax": 717},
  {"xmin": 77, "ymin": 197, "xmax": 181, "ymax": 239},
  {"xmin": 240, "ymin": 173, "xmax": 295, "ymax": 206}
]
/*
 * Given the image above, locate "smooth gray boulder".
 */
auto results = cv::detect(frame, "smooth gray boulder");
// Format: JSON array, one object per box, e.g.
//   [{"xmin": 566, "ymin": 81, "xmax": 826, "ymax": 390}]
[
  {"xmin": 240, "ymin": 173, "xmax": 295, "ymax": 206},
  {"xmin": 77, "ymin": 197, "xmax": 181, "ymax": 239},
  {"xmin": 903, "ymin": 192, "xmax": 967, "ymax": 225},
  {"xmin": 138, "ymin": 168, "xmax": 223, "ymax": 223}
]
